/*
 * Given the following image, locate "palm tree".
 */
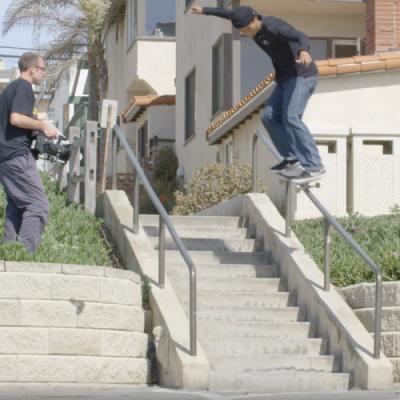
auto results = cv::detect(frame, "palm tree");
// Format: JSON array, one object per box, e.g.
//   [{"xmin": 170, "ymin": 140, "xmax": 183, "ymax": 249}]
[{"xmin": 2, "ymin": 0, "xmax": 123, "ymax": 119}]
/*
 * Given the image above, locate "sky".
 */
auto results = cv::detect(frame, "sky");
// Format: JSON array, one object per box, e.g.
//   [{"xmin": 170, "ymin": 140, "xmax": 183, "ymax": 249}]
[{"xmin": 0, "ymin": 0, "xmax": 53, "ymax": 69}]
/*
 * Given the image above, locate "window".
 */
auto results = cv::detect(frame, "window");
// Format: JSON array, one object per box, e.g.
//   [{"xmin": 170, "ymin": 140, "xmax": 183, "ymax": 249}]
[
  {"xmin": 310, "ymin": 39, "xmax": 329, "ymax": 61},
  {"xmin": 332, "ymin": 39, "xmax": 360, "ymax": 58},
  {"xmin": 185, "ymin": 69, "xmax": 196, "ymax": 141},
  {"xmin": 145, "ymin": 0, "xmax": 176, "ymax": 36},
  {"xmin": 310, "ymin": 38, "xmax": 360, "ymax": 60},
  {"xmin": 127, "ymin": 0, "xmax": 138, "ymax": 48},
  {"xmin": 212, "ymin": 34, "xmax": 233, "ymax": 116},
  {"xmin": 225, "ymin": 139, "xmax": 233, "ymax": 164},
  {"xmin": 138, "ymin": 121, "xmax": 148, "ymax": 160}
]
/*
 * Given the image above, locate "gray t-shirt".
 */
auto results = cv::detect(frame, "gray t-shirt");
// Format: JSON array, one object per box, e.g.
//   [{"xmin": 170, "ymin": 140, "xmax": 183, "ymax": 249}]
[{"xmin": 0, "ymin": 78, "xmax": 34, "ymax": 163}]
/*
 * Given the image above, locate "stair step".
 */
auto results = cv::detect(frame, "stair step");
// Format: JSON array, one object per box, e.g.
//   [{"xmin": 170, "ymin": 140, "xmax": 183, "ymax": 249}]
[
  {"xmin": 209, "ymin": 354, "xmax": 339, "ymax": 372},
  {"xmin": 151, "ymin": 237, "xmax": 262, "ymax": 252},
  {"xmin": 196, "ymin": 307, "xmax": 305, "ymax": 322},
  {"xmin": 167, "ymin": 263, "xmax": 277, "ymax": 278},
  {"xmin": 144, "ymin": 226, "xmax": 249, "ymax": 239},
  {"xmin": 209, "ymin": 370, "xmax": 350, "ymax": 392},
  {"xmin": 201, "ymin": 337, "xmax": 328, "ymax": 356},
  {"xmin": 356, "ymin": 307, "xmax": 400, "ymax": 332},
  {"xmin": 178, "ymin": 291, "xmax": 295, "ymax": 308},
  {"xmin": 198, "ymin": 321, "xmax": 315, "ymax": 339},
  {"xmin": 166, "ymin": 250, "xmax": 269, "ymax": 265},
  {"xmin": 140, "ymin": 214, "xmax": 245, "ymax": 228},
  {"xmin": 170, "ymin": 277, "xmax": 285, "ymax": 292}
]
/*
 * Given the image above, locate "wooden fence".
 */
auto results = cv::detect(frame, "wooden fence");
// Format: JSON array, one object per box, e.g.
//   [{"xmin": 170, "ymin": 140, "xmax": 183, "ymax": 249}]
[{"xmin": 57, "ymin": 121, "xmax": 98, "ymax": 215}]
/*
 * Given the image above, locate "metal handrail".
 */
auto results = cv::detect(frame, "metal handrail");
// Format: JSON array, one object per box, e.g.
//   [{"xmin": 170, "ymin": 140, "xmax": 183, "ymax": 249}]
[
  {"xmin": 252, "ymin": 129, "xmax": 382, "ymax": 359},
  {"xmin": 111, "ymin": 124, "xmax": 197, "ymax": 356}
]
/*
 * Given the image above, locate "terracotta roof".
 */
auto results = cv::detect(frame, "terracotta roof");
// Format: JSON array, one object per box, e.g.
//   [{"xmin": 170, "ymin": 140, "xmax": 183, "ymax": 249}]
[
  {"xmin": 206, "ymin": 51, "xmax": 400, "ymax": 140},
  {"xmin": 122, "ymin": 95, "xmax": 176, "ymax": 123}
]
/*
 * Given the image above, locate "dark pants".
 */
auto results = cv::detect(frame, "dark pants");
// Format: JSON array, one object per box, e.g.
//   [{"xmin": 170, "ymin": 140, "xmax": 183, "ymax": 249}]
[
  {"xmin": 0, "ymin": 152, "xmax": 49, "ymax": 253},
  {"xmin": 261, "ymin": 76, "xmax": 322, "ymax": 170}
]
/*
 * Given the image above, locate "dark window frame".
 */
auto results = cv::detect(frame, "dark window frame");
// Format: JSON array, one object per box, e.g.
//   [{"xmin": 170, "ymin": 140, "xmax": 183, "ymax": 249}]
[
  {"xmin": 185, "ymin": 68, "xmax": 196, "ymax": 142},
  {"xmin": 211, "ymin": 33, "xmax": 233, "ymax": 118}
]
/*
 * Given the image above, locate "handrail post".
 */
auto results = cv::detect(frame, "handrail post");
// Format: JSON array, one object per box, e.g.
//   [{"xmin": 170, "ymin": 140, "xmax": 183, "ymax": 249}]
[
  {"xmin": 159, "ymin": 216, "xmax": 166, "ymax": 288},
  {"xmin": 252, "ymin": 134, "xmax": 258, "ymax": 191},
  {"xmin": 190, "ymin": 266, "xmax": 197, "ymax": 356},
  {"xmin": 323, "ymin": 219, "xmax": 331, "ymax": 292},
  {"xmin": 285, "ymin": 180, "xmax": 292, "ymax": 237},
  {"xmin": 374, "ymin": 273, "xmax": 382, "ymax": 359},
  {"xmin": 133, "ymin": 174, "xmax": 140, "ymax": 233},
  {"xmin": 111, "ymin": 130, "xmax": 118, "ymax": 190}
]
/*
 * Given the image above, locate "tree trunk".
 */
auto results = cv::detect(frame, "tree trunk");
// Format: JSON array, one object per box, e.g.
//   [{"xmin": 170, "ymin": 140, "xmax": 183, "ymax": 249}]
[{"xmin": 87, "ymin": 49, "xmax": 99, "ymax": 120}]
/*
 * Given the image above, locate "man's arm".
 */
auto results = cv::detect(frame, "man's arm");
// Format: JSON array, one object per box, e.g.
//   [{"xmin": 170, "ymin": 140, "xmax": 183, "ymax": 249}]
[
  {"xmin": 189, "ymin": 5, "xmax": 232, "ymax": 20},
  {"xmin": 274, "ymin": 20, "xmax": 313, "ymax": 64},
  {"xmin": 276, "ymin": 22, "xmax": 311, "ymax": 52},
  {"xmin": 10, "ymin": 113, "xmax": 59, "ymax": 139}
]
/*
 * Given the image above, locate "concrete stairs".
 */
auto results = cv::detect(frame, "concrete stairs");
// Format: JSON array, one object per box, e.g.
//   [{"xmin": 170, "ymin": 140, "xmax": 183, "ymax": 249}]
[
  {"xmin": 341, "ymin": 282, "xmax": 400, "ymax": 383},
  {"xmin": 141, "ymin": 215, "xmax": 350, "ymax": 393}
]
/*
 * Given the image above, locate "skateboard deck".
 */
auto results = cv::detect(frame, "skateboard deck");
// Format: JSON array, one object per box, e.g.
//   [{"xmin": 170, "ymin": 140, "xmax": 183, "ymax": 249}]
[{"xmin": 278, "ymin": 172, "xmax": 325, "ymax": 186}]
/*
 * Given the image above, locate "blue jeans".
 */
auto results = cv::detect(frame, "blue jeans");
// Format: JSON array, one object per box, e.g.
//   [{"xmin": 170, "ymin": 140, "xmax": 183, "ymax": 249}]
[{"xmin": 260, "ymin": 76, "xmax": 321, "ymax": 170}]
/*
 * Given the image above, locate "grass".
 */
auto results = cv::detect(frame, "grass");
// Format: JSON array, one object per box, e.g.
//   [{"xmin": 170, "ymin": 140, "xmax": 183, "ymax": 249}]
[
  {"xmin": 292, "ymin": 208, "xmax": 400, "ymax": 287},
  {"xmin": 0, "ymin": 173, "xmax": 115, "ymax": 266}
]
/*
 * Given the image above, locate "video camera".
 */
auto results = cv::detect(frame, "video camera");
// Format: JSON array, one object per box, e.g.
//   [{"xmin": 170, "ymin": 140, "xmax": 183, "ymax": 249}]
[{"xmin": 31, "ymin": 131, "xmax": 71, "ymax": 163}]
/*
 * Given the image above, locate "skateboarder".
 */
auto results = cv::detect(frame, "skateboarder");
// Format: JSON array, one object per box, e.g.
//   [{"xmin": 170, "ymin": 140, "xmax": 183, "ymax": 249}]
[{"xmin": 189, "ymin": 4, "xmax": 325, "ymax": 182}]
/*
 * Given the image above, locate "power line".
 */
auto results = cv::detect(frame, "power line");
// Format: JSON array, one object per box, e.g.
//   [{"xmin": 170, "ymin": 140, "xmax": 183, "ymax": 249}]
[{"xmin": 0, "ymin": 45, "xmax": 46, "ymax": 51}]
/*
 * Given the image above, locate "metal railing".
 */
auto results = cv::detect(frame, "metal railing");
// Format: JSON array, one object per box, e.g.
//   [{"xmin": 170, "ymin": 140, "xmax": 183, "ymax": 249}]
[
  {"xmin": 252, "ymin": 129, "xmax": 383, "ymax": 359},
  {"xmin": 111, "ymin": 124, "xmax": 197, "ymax": 356}
]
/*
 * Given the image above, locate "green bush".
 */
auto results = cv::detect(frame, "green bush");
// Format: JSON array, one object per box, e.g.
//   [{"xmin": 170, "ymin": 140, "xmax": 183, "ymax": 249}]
[
  {"xmin": 292, "ymin": 212, "xmax": 400, "ymax": 287},
  {"xmin": 153, "ymin": 147, "xmax": 178, "ymax": 183},
  {"xmin": 173, "ymin": 163, "xmax": 256, "ymax": 215},
  {"xmin": 0, "ymin": 173, "xmax": 114, "ymax": 266}
]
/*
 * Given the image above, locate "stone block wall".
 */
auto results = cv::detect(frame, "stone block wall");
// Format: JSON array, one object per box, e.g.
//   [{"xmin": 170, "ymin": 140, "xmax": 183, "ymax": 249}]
[{"xmin": 0, "ymin": 261, "xmax": 149, "ymax": 385}]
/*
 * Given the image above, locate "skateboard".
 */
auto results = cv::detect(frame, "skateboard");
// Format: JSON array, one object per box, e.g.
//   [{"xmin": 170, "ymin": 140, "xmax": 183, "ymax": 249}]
[{"xmin": 278, "ymin": 171, "xmax": 325, "ymax": 186}]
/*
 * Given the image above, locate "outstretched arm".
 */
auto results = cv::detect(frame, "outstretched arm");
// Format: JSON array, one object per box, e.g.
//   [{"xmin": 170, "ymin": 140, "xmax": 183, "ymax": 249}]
[{"xmin": 189, "ymin": 5, "xmax": 232, "ymax": 20}]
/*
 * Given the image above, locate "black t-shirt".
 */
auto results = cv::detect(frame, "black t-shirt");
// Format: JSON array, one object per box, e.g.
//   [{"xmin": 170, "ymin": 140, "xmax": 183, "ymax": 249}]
[{"xmin": 0, "ymin": 78, "xmax": 34, "ymax": 163}]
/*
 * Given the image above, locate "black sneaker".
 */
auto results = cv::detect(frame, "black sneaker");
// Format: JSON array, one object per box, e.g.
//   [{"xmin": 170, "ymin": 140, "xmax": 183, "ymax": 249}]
[
  {"xmin": 270, "ymin": 159, "xmax": 301, "ymax": 174},
  {"xmin": 291, "ymin": 167, "xmax": 326, "ymax": 184}
]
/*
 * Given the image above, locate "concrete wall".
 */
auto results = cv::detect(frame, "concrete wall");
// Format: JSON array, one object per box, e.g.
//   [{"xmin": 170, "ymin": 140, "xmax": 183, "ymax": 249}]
[{"xmin": 0, "ymin": 261, "xmax": 148, "ymax": 385}]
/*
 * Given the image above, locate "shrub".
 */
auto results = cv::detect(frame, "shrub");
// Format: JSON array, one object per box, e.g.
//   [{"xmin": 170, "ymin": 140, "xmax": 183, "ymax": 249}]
[
  {"xmin": 0, "ymin": 173, "xmax": 114, "ymax": 266},
  {"xmin": 141, "ymin": 146, "xmax": 179, "ymax": 214},
  {"xmin": 292, "ymin": 211, "xmax": 400, "ymax": 287},
  {"xmin": 173, "ymin": 163, "xmax": 256, "ymax": 215},
  {"xmin": 153, "ymin": 147, "xmax": 178, "ymax": 183}
]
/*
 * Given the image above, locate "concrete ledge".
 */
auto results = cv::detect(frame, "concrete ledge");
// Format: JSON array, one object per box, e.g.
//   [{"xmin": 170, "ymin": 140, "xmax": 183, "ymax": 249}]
[
  {"xmin": 99, "ymin": 190, "xmax": 209, "ymax": 390},
  {"xmin": 198, "ymin": 193, "xmax": 393, "ymax": 390}
]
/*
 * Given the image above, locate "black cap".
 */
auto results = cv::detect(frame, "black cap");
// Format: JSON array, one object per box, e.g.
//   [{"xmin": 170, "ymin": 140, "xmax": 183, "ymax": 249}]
[{"xmin": 231, "ymin": 6, "xmax": 257, "ymax": 29}]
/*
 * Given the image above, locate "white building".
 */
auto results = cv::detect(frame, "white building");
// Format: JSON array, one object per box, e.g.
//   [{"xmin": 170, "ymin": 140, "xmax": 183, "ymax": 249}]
[
  {"xmin": 105, "ymin": 0, "xmax": 176, "ymax": 174},
  {"xmin": 48, "ymin": 58, "xmax": 89, "ymax": 133},
  {"xmin": 175, "ymin": 0, "xmax": 400, "ymax": 217}
]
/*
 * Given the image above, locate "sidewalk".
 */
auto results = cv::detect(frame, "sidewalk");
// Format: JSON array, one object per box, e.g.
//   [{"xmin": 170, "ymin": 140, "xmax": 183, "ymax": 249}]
[{"xmin": 0, "ymin": 386, "xmax": 399, "ymax": 400}]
